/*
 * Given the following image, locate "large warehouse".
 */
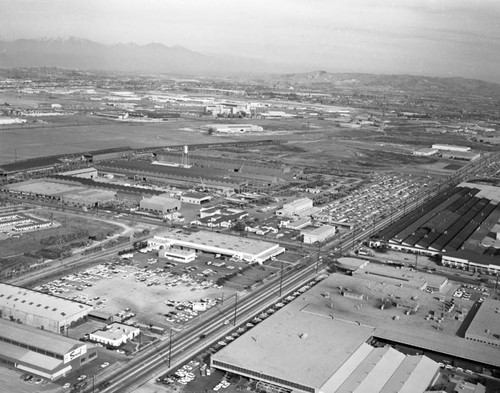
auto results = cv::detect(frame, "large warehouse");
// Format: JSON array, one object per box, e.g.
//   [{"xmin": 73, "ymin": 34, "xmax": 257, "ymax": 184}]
[
  {"xmin": 148, "ymin": 230, "xmax": 285, "ymax": 264},
  {"xmin": 211, "ymin": 293, "xmax": 440, "ymax": 393},
  {"xmin": 0, "ymin": 319, "xmax": 97, "ymax": 380},
  {"xmin": 0, "ymin": 283, "xmax": 93, "ymax": 334}
]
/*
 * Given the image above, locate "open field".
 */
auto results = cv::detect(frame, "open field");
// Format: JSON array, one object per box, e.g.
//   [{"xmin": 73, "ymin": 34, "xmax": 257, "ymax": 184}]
[{"xmin": 0, "ymin": 208, "xmax": 124, "ymax": 276}]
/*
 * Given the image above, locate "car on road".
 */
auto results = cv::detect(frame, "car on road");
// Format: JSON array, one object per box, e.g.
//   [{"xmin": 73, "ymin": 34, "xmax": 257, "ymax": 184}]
[
  {"xmin": 77, "ymin": 375, "xmax": 87, "ymax": 381},
  {"xmin": 101, "ymin": 362, "xmax": 110, "ymax": 368},
  {"xmin": 63, "ymin": 382, "xmax": 71, "ymax": 389}
]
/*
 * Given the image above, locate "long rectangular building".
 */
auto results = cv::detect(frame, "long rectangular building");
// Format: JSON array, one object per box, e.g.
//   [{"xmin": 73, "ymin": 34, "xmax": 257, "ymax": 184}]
[
  {"xmin": 0, "ymin": 319, "xmax": 96, "ymax": 380},
  {"xmin": 0, "ymin": 283, "xmax": 92, "ymax": 334},
  {"xmin": 148, "ymin": 230, "xmax": 284, "ymax": 264}
]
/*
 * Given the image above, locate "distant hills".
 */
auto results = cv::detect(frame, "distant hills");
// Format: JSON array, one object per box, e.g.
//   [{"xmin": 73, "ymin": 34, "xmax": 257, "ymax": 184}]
[
  {"xmin": 0, "ymin": 36, "xmax": 279, "ymax": 75},
  {"xmin": 1, "ymin": 37, "xmax": 499, "ymax": 95},
  {"xmin": 268, "ymin": 70, "xmax": 500, "ymax": 95}
]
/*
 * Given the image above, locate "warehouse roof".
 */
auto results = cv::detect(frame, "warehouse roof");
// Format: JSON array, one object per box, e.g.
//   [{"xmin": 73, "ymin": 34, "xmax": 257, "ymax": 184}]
[
  {"xmin": 213, "ymin": 309, "xmax": 374, "ymax": 391},
  {"xmin": 156, "ymin": 230, "xmax": 281, "ymax": 256},
  {"xmin": 0, "ymin": 283, "xmax": 93, "ymax": 322},
  {"xmin": 465, "ymin": 299, "xmax": 500, "ymax": 342},
  {"xmin": 0, "ymin": 318, "xmax": 85, "ymax": 355},
  {"xmin": 0, "ymin": 341, "xmax": 63, "ymax": 371}
]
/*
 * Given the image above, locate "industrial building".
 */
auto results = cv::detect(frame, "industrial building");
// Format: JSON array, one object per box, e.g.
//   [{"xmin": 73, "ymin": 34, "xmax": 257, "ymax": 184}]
[
  {"xmin": 0, "ymin": 283, "xmax": 93, "ymax": 334},
  {"xmin": 6, "ymin": 179, "xmax": 116, "ymax": 207},
  {"xmin": 276, "ymin": 198, "xmax": 313, "ymax": 217},
  {"xmin": 96, "ymin": 160, "xmax": 246, "ymax": 192},
  {"xmin": 139, "ymin": 193, "xmax": 181, "ymax": 215},
  {"xmin": 211, "ymin": 287, "xmax": 440, "ymax": 393},
  {"xmin": 156, "ymin": 151, "xmax": 293, "ymax": 180},
  {"xmin": 431, "ymin": 144, "xmax": 471, "ymax": 152},
  {"xmin": 301, "ymin": 225, "xmax": 336, "ymax": 244},
  {"xmin": 413, "ymin": 148, "xmax": 438, "ymax": 156},
  {"xmin": 465, "ymin": 299, "xmax": 500, "ymax": 347},
  {"xmin": 60, "ymin": 167, "xmax": 98, "ymax": 179},
  {"xmin": 148, "ymin": 230, "xmax": 285, "ymax": 264},
  {"xmin": 0, "ymin": 318, "xmax": 96, "ymax": 380},
  {"xmin": 180, "ymin": 192, "xmax": 212, "ymax": 204},
  {"xmin": 442, "ymin": 251, "xmax": 500, "ymax": 275},
  {"xmin": 442, "ymin": 151, "xmax": 481, "ymax": 161},
  {"xmin": 201, "ymin": 124, "xmax": 264, "ymax": 133},
  {"xmin": 381, "ymin": 185, "xmax": 500, "ymax": 258},
  {"xmin": 89, "ymin": 322, "xmax": 140, "ymax": 347}
]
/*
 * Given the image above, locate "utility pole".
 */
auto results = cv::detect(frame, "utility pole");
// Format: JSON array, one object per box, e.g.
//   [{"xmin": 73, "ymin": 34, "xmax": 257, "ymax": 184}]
[
  {"xmin": 316, "ymin": 242, "xmax": 322, "ymax": 274},
  {"xmin": 415, "ymin": 254, "xmax": 418, "ymax": 270},
  {"xmin": 233, "ymin": 294, "xmax": 238, "ymax": 326},
  {"xmin": 168, "ymin": 329, "xmax": 172, "ymax": 368},
  {"xmin": 279, "ymin": 260, "xmax": 284, "ymax": 297}
]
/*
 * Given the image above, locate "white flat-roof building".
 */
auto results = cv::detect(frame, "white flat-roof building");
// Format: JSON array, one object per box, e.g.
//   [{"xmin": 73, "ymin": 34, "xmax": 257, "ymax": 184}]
[
  {"xmin": 414, "ymin": 148, "xmax": 438, "ymax": 156},
  {"xmin": 0, "ymin": 283, "xmax": 92, "ymax": 334},
  {"xmin": 160, "ymin": 248, "xmax": 196, "ymax": 263},
  {"xmin": 0, "ymin": 318, "xmax": 96, "ymax": 380},
  {"xmin": 148, "ymin": 230, "xmax": 284, "ymax": 264},
  {"xmin": 140, "ymin": 193, "xmax": 181, "ymax": 215},
  {"xmin": 276, "ymin": 198, "xmax": 313, "ymax": 217},
  {"xmin": 301, "ymin": 225, "xmax": 336, "ymax": 244},
  {"xmin": 181, "ymin": 192, "xmax": 212, "ymax": 204},
  {"xmin": 432, "ymin": 144, "xmax": 471, "ymax": 152},
  {"xmin": 89, "ymin": 322, "xmax": 140, "ymax": 347},
  {"xmin": 202, "ymin": 124, "xmax": 264, "ymax": 133}
]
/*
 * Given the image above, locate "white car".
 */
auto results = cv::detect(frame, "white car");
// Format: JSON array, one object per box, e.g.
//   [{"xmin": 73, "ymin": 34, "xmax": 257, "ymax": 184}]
[
  {"xmin": 101, "ymin": 362, "xmax": 110, "ymax": 368},
  {"xmin": 77, "ymin": 375, "xmax": 87, "ymax": 381},
  {"xmin": 63, "ymin": 383, "xmax": 71, "ymax": 389}
]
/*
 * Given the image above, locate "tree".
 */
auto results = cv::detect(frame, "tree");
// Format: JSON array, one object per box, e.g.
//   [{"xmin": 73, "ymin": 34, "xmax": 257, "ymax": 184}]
[{"xmin": 233, "ymin": 221, "xmax": 246, "ymax": 232}]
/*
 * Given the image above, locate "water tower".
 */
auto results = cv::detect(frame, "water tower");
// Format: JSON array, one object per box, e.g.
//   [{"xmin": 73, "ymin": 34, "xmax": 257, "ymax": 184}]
[{"xmin": 181, "ymin": 145, "xmax": 190, "ymax": 167}]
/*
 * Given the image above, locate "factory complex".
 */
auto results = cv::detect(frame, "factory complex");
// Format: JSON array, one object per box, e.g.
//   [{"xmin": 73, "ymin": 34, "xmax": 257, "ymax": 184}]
[{"xmin": 379, "ymin": 184, "xmax": 500, "ymax": 273}]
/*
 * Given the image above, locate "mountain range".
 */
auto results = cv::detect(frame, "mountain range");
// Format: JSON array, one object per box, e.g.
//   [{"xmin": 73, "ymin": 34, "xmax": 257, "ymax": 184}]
[{"xmin": 0, "ymin": 36, "xmax": 285, "ymax": 75}]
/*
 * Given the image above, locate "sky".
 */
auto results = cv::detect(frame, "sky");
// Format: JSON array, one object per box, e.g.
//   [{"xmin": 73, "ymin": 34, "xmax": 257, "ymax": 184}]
[{"xmin": 1, "ymin": 0, "xmax": 500, "ymax": 82}]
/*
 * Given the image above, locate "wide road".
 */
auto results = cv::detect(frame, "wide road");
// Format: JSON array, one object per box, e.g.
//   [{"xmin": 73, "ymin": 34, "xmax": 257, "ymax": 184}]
[{"xmin": 97, "ymin": 254, "xmax": 323, "ymax": 393}]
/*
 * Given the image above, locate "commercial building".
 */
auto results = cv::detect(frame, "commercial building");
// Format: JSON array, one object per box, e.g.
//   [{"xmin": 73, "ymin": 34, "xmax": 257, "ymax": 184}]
[
  {"xmin": 148, "ymin": 230, "xmax": 285, "ymax": 264},
  {"xmin": 432, "ymin": 144, "xmax": 471, "ymax": 152},
  {"xmin": 89, "ymin": 323, "xmax": 140, "ymax": 347},
  {"xmin": 276, "ymin": 198, "xmax": 313, "ymax": 217},
  {"xmin": 211, "ymin": 285, "xmax": 440, "ymax": 393},
  {"xmin": 0, "ymin": 318, "xmax": 96, "ymax": 380},
  {"xmin": 301, "ymin": 225, "xmax": 336, "ymax": 244},
  {"xmin": 139, "ymin": 193, "xmax": 181, "ymax": 215},
  {"xmin": 0, "ymin": 283, "xmax": 92, "ymax": 334},
  {"xmin": 159, "ymin": 248, "xmax": 196, "ymax": 263}
]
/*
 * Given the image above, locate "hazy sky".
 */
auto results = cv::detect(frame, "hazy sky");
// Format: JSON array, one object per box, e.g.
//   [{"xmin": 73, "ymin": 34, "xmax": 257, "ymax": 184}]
[{"xmin": 1, "ymin": 0, "xmax": 500, "ymax": 82}]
